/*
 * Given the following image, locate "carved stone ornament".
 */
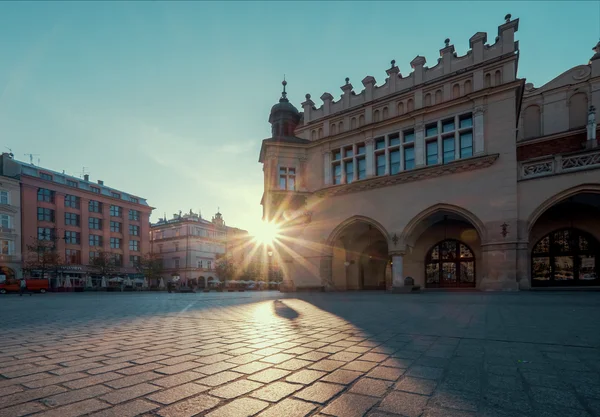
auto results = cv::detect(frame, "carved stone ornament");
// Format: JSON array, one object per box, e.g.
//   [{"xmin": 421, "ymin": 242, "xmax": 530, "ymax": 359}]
[
  {"xmin": 392, "ymin": 233, "xmax": 399, "ymax": 246},
  {"xmin": 501, "ymin": 223, "xmax": 509, "ymax": 238}
]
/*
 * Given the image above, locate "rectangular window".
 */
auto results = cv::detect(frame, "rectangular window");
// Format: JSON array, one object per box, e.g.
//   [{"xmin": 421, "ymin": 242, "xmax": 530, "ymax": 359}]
[
  {"xmin": 64, "ymin": 231, "xmax": 80, "ymax": 245},
  {"xmin": 332, "ymin": 150, "xmax": 341, "ymax": 161},
  {"xmin": 426, "ymin": 141, "xmax": 438, "ymax": 165},
  {"xmin": 375, "ymin": 137, "xmax": 385, "ymax": 150},
  {"xmin": 357, "ymin": 144, "xmax": 366, "ymax": 155},
  {"xmin": 89, "ymin": 251, "xmax": 99, "ymax": 262},
  {"xmin": 174, "ymin": 258, "xmax": 180, "ymax": 269},
  {"xmin": 129, "ymin": 224, "xmax": 140, "ymax": 236},
  {"xmin": 442, "ymin": 119, "xmax": 455, "ymax": 133},
  {"xmin": 129, "ymin": 209, "xmax": 140, "ymax": 221},
  {"xmin": 344, "ymin": 160, "xmax": 354, "ymax": 183},
  {"xmin": 37, "ymin": 227, "xmax": 54, "ymax": 241},
  {"xmin": 111, "ymin": 192, "xmax": 120, "ymax": 198},
  {"xmin": 109, "ymin": 205, "xmax": 122, "ymax": 217},
  {"xmin": 389, "ymin": 133, "xmax": 400, "ymax": 147},
  {"xmin": 459, "ymin": 114, "xmax": 473, "ymax": 129},
  {"xmin": 198, "ymin": 260, "xmax": 203, "ymax": 269},
  {"xmin": 64, "ymin": 212, "xmax": 80, "ymax": 226},
  {"xmin": 404, "ymin": 146, "xmax": 415, "ymax": 170},
  {"xmin": 0, "ymin": 191, "xmax": 8, "ymax": 204},
  {"xmin": 389, "ymin": 149, "xmax": 401, "ymax": 175},
  {"xmin": 425, "ymin": 124, "xmax": 438, "ymax": 138},
  {"xmin": 37, "ymin": 207, "xmax": 55, "ymax": 222},
  {"xmin": 65, "ymin": 249, "xmax": 81, "ymax": 264},
  {"xmin": 129, "ymin": 240, "xmax": 140, "ymax": 251},
  {"xmin": 0, "ymin": 239, "xmax": 13, "ymax": 255},
  {"xmin": 89, "ymin": 235, "xmax": 103, "ymax": 247},
  {"xmin": 443, "ymin": 137, "xmax": 455, "ymax": 164},
  {"xmin": 460, "ymin": 132, "xmax": 473, "ymax": 158},
  {"xmin": 37, "ymin": 188, "xmax": 54, "ymax": 203},
  {"xmin": 90, "ymin": 186, "xmax": 101, "ymax": 194},
  {"xmin": 376, "ymin": 154, "xmax": 386, "ymax": 176},
  {"xmin": 65, "ymin": 195, "xmax": 80, "ymax": 209},
  {"xmin": 0, "ymin": 214, "xmax": 10, "ymax": 229},
  {"xmin": 89, "ymin": 217, "xmax": 102, "ymax": 230},
  {"xmin": 333, "ymin": 163, "xmax": 342, "ymax": 185},
  {"xmin": 130, "ymin": 255, "xmax": 140, "ymax": 267},
  {"xmin": 207, "ymin": 260, "xmax": 212, "ymax": 270},
  {"xmin": 111, "ymin": 253, "xmax": 123, "ymax": 267},
  {"xmin": 110, "ymin": 237, "xmax": 121, "ymax": 249},
  {"xmin": 357, "ymin": 157, "xmax": 366, "ymax": 180},
  {"xmin": 89, "ymin": 200, "xmax": 102, "ymax": 213},
  {"xmin": 279, "ymin": 167, "xmax": 296, "ymax": 191},
  {"xmin": 66, "ymin": 180, "xmax": 78, "ymax": 188},
  {"xmin": 130, "ymin": 197, "xmax": 139, "ymax": 204},
  {"xmin": 40, "ymin": 172, "xmax": 53, "ymax": 181},
  {"xmin": 403, "ymin": 129, "xmax": 415, "ymax": 144},
  {"xmin": 110, "ymin": 221, "xmax": 122, "ymax": 233},
  {"xmin": 344, "ymin": 146, "xmax": 354, "ymax": 158}
]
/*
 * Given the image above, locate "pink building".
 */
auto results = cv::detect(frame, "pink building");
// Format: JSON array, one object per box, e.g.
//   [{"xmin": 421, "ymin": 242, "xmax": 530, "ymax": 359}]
[{"xmin": 15, "ymin": 155, "xmax": 153, "ymax": 287}]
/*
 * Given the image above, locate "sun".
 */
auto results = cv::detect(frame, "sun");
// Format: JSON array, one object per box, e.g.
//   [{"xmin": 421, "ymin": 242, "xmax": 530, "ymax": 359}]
[{"xmin": 252, "ymin": 221, "xmax": 280, "ymax": 245}]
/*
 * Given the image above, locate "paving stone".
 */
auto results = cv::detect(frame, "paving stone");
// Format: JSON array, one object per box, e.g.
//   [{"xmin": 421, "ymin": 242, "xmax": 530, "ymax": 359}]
[
  {"xmin": 88, "ymin": 399, "xmax": 159, "ymax": 417},
  {"xmin": 320, "ymin": 393, "xmax": 379, "ymax": 417},
  {"xmin": 294, "ymin": 381, "xmax": 345, "ymax": 404},
  {"xmin": 349, "ymin": 377, "xmax": 392, "ymax": 397},
  {"xmin": 328, "ymin": 352, "xmax": 362, "ymax": 362},
  {"xmin": 197, "ymin": 371, "xmax": 244, "ymax": 386},
  {"xmin": 41, "ymin": 384, "xmax": 113, "ymax": 407},
  {"xmin": 156, "ymin": 394, "xmax": 221, "ymax": 417},
  {"xmin": 377, "ymin": 391, "xmax": 429, "ymax": 417},
  {"xmin": 104, "ymin": 370, "xmax": 162, "ymax": 388},
  {"xmin": 309, "ymin": 359, "xmax": 346, "ymax": 372},
  {"xmin": 429, "ymin": 389, "xmax": 479, "ymax": 412},
  {"xmin": 206, "ymin": 397, "xmax": 269, "ymax": 417},
  {"xmin": 210, "ymin": 379, "xmax": 263, "ymax": 399},
  {"xmin": 99, "ymin": 382, "xmax": 160, "ymax": 404},
  {"xmin": 298, "ymin": 351, "xmax": 330, "ymax": 362},
  {"xmin": 286, "ymin": 369, "xmax": 327, "ymax": 384},
  {"xmin": 227, "ymin": 353, "xmax": 265, "ymax": 365},
  {"xmin": 0, "ymin": 385, "xmax": 67, "ymax": 408},
  {"xmin": 359, "ymin": 353, "xmax": 389, "ymax": 363},
  {"xmin": 251, "ymin": 381, "xmax": 303, "ymax": 402},
  {"xmin": 146, "ymin": 382, "xmax": 209, "ymax": 404},
  {"xmin": 406, "ymin": 365, "xmax": 444, "ymax": 380},
  {"xmin": 322, "ymin": 369, "xmax": 363, "ymax": 385},
  {"xmin": 0, "ymin": 401, "xmax": 48, "ymax": 417},
  {"xmin": 261, "ymin": 353, "xmax": 295, "ymax": 364},
  {"xmin": 22, "ymin": 372, "xmax": 88, "ymax": 389},
  {"xmin": 482, "ymin": 387, "xmax": 533, "ymax": 413},
  {"xmin": 33, "ymin": 399, "xmax": 110, "ymax": 417},
  {"xmin": 421, "ymin": 407, "xmax": 477, "ymax": 417},
  {"xmin": 366, "ymin": 366, "xmax": 404, "ymax": 381},
  {"xmin": 151, "ymin": 370, "xmax": 205, "ymax": 388},
  {"xmin": 248, "ymin": 368, "xmax": 291, "ymax": 383},
  {"xmin": 257, "ymin": 398, "xmax": 317, "ymax": 417},
  {"xmin": 342, "ymin": 360, "xmax": 377, "ymax": 372},
  {"xmin": 277, "ymin": 358, "xmax": 313, "ymax": 371},
  {"xmin": 395, "ymin": 376, "xmax": 437, "ymax": 395},
  {"xmin": 232, "ymin": 361, "xmax": 272, "ymax": 374},
  {"xmin": 530, "ymin": 386, "xmax": 584, "ymax": 409}
]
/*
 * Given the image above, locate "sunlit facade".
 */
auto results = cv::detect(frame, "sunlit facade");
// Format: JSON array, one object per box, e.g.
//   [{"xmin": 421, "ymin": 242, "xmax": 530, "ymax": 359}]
[{"xmin": 259, "ymin": 16, "xmax": 600, "ymax": 291}]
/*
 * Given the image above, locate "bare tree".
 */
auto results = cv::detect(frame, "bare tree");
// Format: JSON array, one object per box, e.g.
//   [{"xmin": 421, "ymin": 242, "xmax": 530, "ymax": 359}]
[
  {"xmin": 23, "ymin": 235, "xmax": 63, "ymax": 279},
  {"xmin": 215, "ymin": 254, "xmax": 236, "ymax": 283},
  {"xmin": 135, "ymin": 253, "xmax": 163, "ymax": 283},
  {"xmin": 89, "ymin": 250, "xmax": 118, "ymax": 277}
]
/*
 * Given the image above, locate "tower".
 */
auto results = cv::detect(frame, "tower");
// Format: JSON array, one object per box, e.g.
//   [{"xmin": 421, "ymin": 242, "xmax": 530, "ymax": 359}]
[{"xmin": 268, "ymin": 79, "xmax": 301, "ymax": 138}]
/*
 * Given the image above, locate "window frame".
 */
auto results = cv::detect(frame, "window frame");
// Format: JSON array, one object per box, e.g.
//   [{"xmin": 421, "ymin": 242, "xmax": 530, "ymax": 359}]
[
  {"xmin": 89, "ymin": 217, "xmax": 102, "ymax": 230},
  {"xmin": 65, "ymin": 195, "xmax": 80, "ymax": 209},
  {"xmin": 0, "ymin": 190, "xmax": 8, "ymax": 205},
  {"xmin": 37, "ymin": 188, "xmax": 54, "ymax": 203},
  {"xmin": 110, "ymin": 237, "xmax": 121, "ymax": 249},
  {"xmin": 278, "ymin": 167, "xmax": 297, "ymax": 191},
  {"xmin": 110, "ymin": 221, "xmax": 122, "ymax": 233},
  {"xmin": 37, "ymin": 207, "xmax": 55, "ymax": 222}
]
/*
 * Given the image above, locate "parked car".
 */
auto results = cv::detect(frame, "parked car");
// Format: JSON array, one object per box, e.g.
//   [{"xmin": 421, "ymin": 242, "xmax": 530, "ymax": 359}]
[{"xmin": 0, "ymin": 278, "xmax": 49, "ymax": 294}]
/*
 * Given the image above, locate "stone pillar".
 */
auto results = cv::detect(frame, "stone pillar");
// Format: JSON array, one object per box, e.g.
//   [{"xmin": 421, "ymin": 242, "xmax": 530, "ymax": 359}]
[
  {"xmin": 323, "ymin": 152, "xmax": 331, "ymax": 186},
  {"xmin": 365, "ymin": 138, "xmax": 374, "ymax": 177},
  {"xmin": 473, "ymin": 106, "xmax": 485, "ymax": 155},
  {"xmin": 391, "ymin": 253, "xmax": 404, "ymax": 289},
  {"xmin": 415, "ymin": 122, "xmax": 425, "ymax": 167}
]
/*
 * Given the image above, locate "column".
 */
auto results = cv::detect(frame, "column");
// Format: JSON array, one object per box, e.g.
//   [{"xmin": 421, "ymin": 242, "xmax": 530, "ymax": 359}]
[
  {"xmin": 437, "ymin": 120, "xmax": 443, "ymax": 164},
  {"xmin": 473, "ymin": 106, "xmax": 485, "ymax": 155},
  {"xmin": 365, "ymin": 138, "xmax": 374, "ymax": 177},
  {"xmin": 392, "ymin": 254, "xmax": 404, "ymax": 288},
  {"xmin": 415, "ymin": 123, "xmax": 425, "ymax": 167},
  {"xmin": 323, "ymin": 152, "xmax": 331, "ymax": 186}
]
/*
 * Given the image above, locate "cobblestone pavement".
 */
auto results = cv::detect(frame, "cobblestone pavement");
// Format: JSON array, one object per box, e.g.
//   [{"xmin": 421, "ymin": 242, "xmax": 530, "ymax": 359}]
[{"xmin": 1, "ymin": 291, "xmax": 600, "ymax": 417}]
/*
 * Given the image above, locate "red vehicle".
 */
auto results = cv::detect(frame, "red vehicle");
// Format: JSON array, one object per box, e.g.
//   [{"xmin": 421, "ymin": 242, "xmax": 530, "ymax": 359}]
[{"xmin": 0, "ymin": 278, "xmax": 49, "ymax": 294}]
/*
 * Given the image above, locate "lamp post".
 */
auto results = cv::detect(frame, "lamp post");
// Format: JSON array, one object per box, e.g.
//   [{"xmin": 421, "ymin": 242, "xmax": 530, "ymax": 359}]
[{"xmin": 267, "ymin": 249, "xmax": 273, "ymax": 282}]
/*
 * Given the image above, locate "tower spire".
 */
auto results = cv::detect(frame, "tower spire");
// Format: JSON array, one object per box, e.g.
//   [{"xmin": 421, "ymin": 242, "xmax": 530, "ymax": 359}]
[{"xmin": 280, "ymin": 77, "xmax": 288, "ymax": 103}]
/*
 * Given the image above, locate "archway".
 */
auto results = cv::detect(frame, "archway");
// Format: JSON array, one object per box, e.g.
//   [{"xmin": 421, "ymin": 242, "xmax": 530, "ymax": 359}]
[
  {"xmin": 529, "ymin": 192, "xmax": 600, "ymax": 287},
  {"xmin": 425, "ymin": 239, "xmax": 476, "ymax": 288},
  {"xmin": 328, "ymin": 217, "xmax": 389, "ymax": 290},
  {"xmin": 198, "ymin": 276, "xmax": 206, "ymax": 288}
]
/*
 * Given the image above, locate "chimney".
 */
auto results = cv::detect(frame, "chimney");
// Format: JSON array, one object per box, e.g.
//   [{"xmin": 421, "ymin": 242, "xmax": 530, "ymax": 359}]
[
  {"xmin": 97, "ymin": 180, "xmax": 104, "ymax": 185},
  {"xmin": 84, "ymin": 174, "xmax": 89, "ymax": 181}
]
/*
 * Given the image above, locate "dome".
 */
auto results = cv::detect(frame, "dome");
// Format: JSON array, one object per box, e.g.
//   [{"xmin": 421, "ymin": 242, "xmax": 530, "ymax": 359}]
[{"xmin": 270, "ymin": 100, "xmax": 299, "ymax": 115}]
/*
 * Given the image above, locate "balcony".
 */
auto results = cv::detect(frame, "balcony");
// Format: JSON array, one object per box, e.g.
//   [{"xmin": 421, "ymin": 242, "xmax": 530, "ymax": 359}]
[{"xmin": 519, "ymin": 148, "xmax": 600, "ymax": 180}]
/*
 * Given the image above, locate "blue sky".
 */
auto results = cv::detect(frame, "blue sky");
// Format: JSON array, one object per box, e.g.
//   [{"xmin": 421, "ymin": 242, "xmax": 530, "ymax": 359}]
[{"xmin": 0, "ymin": 2, "xmax": 596, "ymax": 233}]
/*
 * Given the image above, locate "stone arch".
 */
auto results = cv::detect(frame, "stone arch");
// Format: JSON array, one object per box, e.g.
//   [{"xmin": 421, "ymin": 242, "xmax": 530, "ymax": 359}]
[
  {"xmin": 311, "ymin": 130, "xmax": 317, "ymax": 141},
  {"xmin": 351, "ymin": 117, "xmax": 357, "ymax": 129},
  {"xmin": 523, "ymin": 105, "xmax": 541, "ymax": 139},
  {"xmin": 485, "ymin": 73, "xmax": 492, "ymax": 88},
  {"xmin": 373, "ymin": 109, "xmax": 380, "ymax": 123},
  {"xmin": 398, "ymin": 102, "xmax": 404, "ymax": 115},
  {"xmin": 400, "ymin": 203, "xmax": 487, "ymax": 248},
  {"xmin": 424, "ymin": 94, "xmax": 431, "ymax": 107},
  {"xmin": 452, "ymin": 84, "xmax": 460, "ymax": 99},
  {"xmin": 569, "ymin": 92, "xmax": 588, "ymax": 129},
  {"xmin": 327, "ymin": 215, "xmax": 390, "ymax": 247},
  {"xmin": 494, "ymin": 70, "xmax": 502, "ymax": 86},
  {"xmin": 330, "ymin": 123, "xmax": 337, "ymax": 135},
  {"xmin": 435, "ymin": 90, "xmax": 443, "ymax": 104},
  {"xmin": 527, "ymin": 184, "xmax": 600, "ymax": 234},
  {"xmin": 338, "ymin": 121, "xmax": 344, "ymax": 133},
  {"xmin": 464, "ymin": 80, "xmax": 472, "ymax": 94},
  {"xmin": 382, "ymin": 107, "xmax": 389, "ymax": 119},
  {"xmin": 407, "ymin": 99, "xmax": 414, "ymax": 112},
  {"xmin": 358, "ymin": 114, "xmax": 365, "ymax": 127},
  {"xmin": 318, "ymin": 127, "xmax": 323, "ymax": 139}
]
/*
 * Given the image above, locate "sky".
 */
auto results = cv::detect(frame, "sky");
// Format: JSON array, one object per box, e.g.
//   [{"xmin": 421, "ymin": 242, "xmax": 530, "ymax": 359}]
[{"xmin": 0, "ymin": 1, "xmax": 597, "ymax": 234}]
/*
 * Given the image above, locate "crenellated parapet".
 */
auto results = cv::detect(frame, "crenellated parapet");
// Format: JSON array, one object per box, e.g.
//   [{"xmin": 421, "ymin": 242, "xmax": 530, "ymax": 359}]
[{"xmin": 300, "ymin": 15, "xmax": 519, "ymax": 128}]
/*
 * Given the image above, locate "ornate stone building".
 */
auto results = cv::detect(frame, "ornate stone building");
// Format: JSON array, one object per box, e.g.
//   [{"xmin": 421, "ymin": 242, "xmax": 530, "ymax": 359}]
[{"xmin": 259, "ymin": 15, "xmax": 600, "ymax": 291}]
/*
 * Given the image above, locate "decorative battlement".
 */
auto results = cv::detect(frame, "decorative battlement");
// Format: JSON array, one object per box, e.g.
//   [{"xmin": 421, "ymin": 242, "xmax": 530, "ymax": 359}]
[{"xmin": 301, "ymin": 15, "xmax": 519, "ymax": 126}]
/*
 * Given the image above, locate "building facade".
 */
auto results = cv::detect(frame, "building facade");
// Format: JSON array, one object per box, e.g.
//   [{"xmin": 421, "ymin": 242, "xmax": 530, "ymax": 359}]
[
  {"xmin": 150, "ymin": 210, "xmax": 248, "ymax": 286},
  {"xmin": 0, "ymin": 154, "xmax": 22, "ymax": 280},
  {"xmin": 15, "ymin": 155, "xmax": 153, "ymax": 286},
  {"xmin": 259, "ymin": 16, "xmax": 600, "ymax": 291}
]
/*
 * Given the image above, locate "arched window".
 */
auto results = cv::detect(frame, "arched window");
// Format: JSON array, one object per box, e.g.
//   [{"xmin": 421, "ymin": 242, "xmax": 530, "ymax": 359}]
[
  {"xmin": 373, "ymin": 110, "xmax": 380, "ymax": 123},
  {"xmin": 485, "ymin": 73, "xmax": 491, "ymax": 88},
  {"xmin": 318, "ymin": 127, "xmax": 323, "ymax": 139},
  {"xmin": 425, "ymin": 239, "xmax": 475, "ymax": 288},
  {"xmin": 382, "ymin": 107, "xmax": 389, "ymax": 119},
  {"xmin": 569, "ymin": 93, "xmax": 588, "ymax": 129},
  {"xmin": 338, "ymin": 121, "xmax": 344, "ymax": 133},
  {"xmin": 330, "ymin": 123, "xmax": 337, "ymax": 135},
  {"xmin": 311, "ymin": 130, "xmax": 317, "ymax": 141},
  {"xmin": 424, "ymin": 94, "xmax": 431, "ymax": 107},
  {"xmin": 464, "ymin": 80, "xmax": 472, "ymax": 94},
  {"xmin": 531, "ymin": 228, "xmax": 599, "ymax": 287},
  {"xmin": 351, "ymin": 118, "xmax": 357, "ymax": 129},
  {"xmin": 435, "ymin": 90, "xmax": 443, "ymax": 104},
  {"xmin": 494, "ymin": 70, "xmax": 502, "ymax": 86},
  {"xmin": 453, "ymin": 84, "xmax": 460, "ymax": 99},
  {"xmin": 407, "ymin": 99, "xmax": 414, "ymax": 112},
  {"xmin": 398, "ymin": 102, "xmax": 404, "ymax": 115},
  {"xmin": 358, "ymin": 115, "xmax": 365, "ymax": 127},
  {"xmin": 523, "ymin": 105, "xmax": 541, "ymax": 139}
]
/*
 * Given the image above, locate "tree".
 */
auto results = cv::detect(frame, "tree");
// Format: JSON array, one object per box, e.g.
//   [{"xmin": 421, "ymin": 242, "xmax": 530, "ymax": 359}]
[
  {"xmin": 215, "ymin": 255, "xmax": 236, "ymax": 282},
  {"xmin": 135, "ymin": 253, "xmax": 163, "ymax": 282},
  {"xmin": 89, "ymin": 250, "xmax": 118, "ymax": 276},
  {"xmin": 23, "ymin": 236, "xmax": 63, "ymax": 279},
  {"xmin": 240, "ymin": 261, "xmax": 261, "ymax": 282}
]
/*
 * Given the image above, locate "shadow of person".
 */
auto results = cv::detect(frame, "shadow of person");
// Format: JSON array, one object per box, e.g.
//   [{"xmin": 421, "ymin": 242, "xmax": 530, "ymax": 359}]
[{"xmin": 273, "ymin": 299, "xmax": 300, "ymax": 320}]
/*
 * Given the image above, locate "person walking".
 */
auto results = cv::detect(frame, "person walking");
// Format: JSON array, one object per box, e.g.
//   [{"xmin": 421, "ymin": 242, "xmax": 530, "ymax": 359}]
[{"xmin": 19, "ymin": 278, "xmax": 31, "ymax": 296}]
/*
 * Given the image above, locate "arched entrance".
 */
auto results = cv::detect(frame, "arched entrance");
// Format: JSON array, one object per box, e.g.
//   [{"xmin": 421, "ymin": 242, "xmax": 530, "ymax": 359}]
[
  {"xmin": 329, "ymin": 217, "xmax": 389, "ymax": 290},
  {"xmin": 198, "ymin": 276, "xmax": 206, "ymax": 288},
  {"xmin": 529, "ymin": 192, "xmax": 600, "ymax": 287},
  {"xmin": 531, "ymin": 228, "xmax": 599, "ymax": 287},
  {"xmin": 425, "ymin": 239, "xmax": 476, "ymax": 288}
]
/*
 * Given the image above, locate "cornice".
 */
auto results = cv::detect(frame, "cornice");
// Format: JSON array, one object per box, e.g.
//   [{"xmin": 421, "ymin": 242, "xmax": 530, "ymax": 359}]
[{"xmin": 316, "ymin": 153, "xmax": 499, "ymax": 198}]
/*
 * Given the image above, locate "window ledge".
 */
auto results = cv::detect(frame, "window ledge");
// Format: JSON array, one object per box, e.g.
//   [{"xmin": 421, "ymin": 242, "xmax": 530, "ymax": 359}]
[{"xmin": 317, "ymin": 153, "xmax": 499, "ymax": 198}]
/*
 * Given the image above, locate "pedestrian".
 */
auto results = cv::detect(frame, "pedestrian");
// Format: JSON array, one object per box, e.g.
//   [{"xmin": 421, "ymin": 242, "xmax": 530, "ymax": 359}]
[{"xmin": 19, "ymin": 278, "xmax": 31, "ymax": 296}]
